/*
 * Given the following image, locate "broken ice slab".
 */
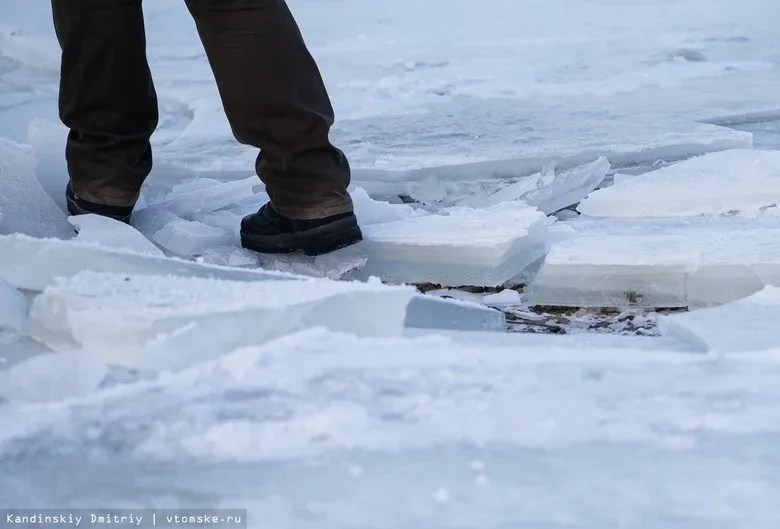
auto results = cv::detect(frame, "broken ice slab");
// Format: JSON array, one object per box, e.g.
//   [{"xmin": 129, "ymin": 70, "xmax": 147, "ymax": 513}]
[
  {"xmin": 0, "ymin": 349, "xmax": 109, "ymax": 403},
  {"xmin": 578, "ymin": 149, "xmax": 780, "ymax": 219},
  {"xmin": 153, "ymin": 219, "xmax": 231, "ymax": 257},
  {"xmin": 525, "ymin": 218, "xmax": 780, "ymax": 308},
  {"xmin": 657, "ymin": 287, "xmax": 780, "ymax": 354},
  {"xmin": 525, "ymin": 235, "xmax": 694, "ymax": 308},
  {"xmin": 70, "ymin": 214, "xmax": 166, "ymax": 257},
  {"xmin": 26, "ymin": 271, "xmax": 416, "ymax": 370},
  {"xmin": 253, "ymin": 245, "xmax": 368, "ymax": 280},
  {"xmin": 0, "ymin": 139, "xmax": 73, "ymax": 239},
  {"xmin": 349, "ymin": 186, "xmax": 427, "ymax": 225},
  {"xmin": 0, "ymin": 233, "xmax": 296, "ymax": 292},
  {"xmin": 337, "ymin": 97, "xmax": 752, "ymax": 206},
  {"xmin": 0, "ymin": 278, "xmax": 29, "ymax": 332},
  {"xmin": 464, "ymin": 157, "xmax": 610, "ymax": 215},
  {"xmin": 355, "ymin": 201, "xmax": 560, "ymax": 287},
  {"xmin": 144, "ymin": 176, "xmax": 264, "ymax": 218},
  {"xmin": 405, "ymin": 295, "xmax": 506, "ymax": 332}
]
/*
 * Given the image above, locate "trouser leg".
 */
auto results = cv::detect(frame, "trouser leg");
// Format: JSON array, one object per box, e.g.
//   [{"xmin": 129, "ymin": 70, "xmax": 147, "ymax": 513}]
[
  {"xmin": 184, "ymin": 0, "xmax": 352, "ymax": 220},
  {"xmin": 51, "ymin": 0, "xmax": 158, "ymax": 207}
]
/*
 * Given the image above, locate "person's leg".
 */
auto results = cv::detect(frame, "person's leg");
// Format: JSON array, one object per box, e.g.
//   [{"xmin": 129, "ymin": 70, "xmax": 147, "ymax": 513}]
[
  {"xmin": 52, "ymin": 0, "xmax": 158, "ymax": 218},
  {"xmin": 183, "ymin": 0, "xmax": 354, "ymax": 221}
]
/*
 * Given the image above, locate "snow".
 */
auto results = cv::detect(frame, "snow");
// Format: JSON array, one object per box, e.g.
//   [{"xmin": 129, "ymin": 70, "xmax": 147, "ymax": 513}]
[
  {"xmin": 4, "ymin": 0, "xmax": 780, "ymax": 523},
  {"xmin": 578, "ymin": 149, "xmax": 780, "ymax": 218},
  {"xmin": 657, "ymin": 286, "xmax": 780, "ymax": 353},
  {"xmin": 358, "ymin": 201, "xmax": 561, "ymax": 286}
]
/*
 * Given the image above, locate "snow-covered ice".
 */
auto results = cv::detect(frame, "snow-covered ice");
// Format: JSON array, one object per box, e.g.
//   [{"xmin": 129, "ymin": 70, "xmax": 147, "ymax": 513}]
[
  {"xmin": 0, "ymin": 138, "xmax": 72, "ymax": 239},
  {"xmin": 4, "ymin": 327, "xmax": 780, "ymax": 527},
  {"xmin": 4, "ymin": 0, "xmax": 780, "ymax": 523},
  {"xmin": 658, "ymin": 286, "xmax": 780, "ymax": 353},
  {"xmin": 26, "ymin": 271, "xmax": 416, "ymax": 370},
  {"xmin": 358, "ymin": 201, "xmax": 561, "ymax": 286},
  {"xmin": 578, "ymin": 149, "xmax": 780, "ymax": 218}
]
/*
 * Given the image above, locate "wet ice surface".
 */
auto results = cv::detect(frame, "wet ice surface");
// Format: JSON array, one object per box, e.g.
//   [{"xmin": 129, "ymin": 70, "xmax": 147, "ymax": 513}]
[{"xmin": 3, "ymin": 0, "xmax": 780, "ymax": 525}]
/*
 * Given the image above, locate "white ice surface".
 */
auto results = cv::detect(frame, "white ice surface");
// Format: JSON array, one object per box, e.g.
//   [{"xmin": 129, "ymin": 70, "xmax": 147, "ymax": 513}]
[
  {"xmin": 526, "ymin": 217, "xmax": 780, "ymax": 308},
  {"xmin": 0, "ymin": 278, "xmax": 28, "ymax": 332},
  {"xmin": 0, "ymin": 139, "xmax": 72, "ymax": 239},
  {"xmin": 657, "ymin": 286, "xmax": 780, "ymax": 353},
  {"xmin": 358, "ymin": 201, "xmax": 563, "ymax": 286},
  {"xmin": 26, "ymin": 271, "xmax": 416, "ymax": 370},
  {"xmin": 4, "ymin": 0, "xmax": 780, "ymax": 522},
  {"xmin": 4, "ymin": 327, "xmax": 780, "ymax": 527},
  {"xmin": 578, "ymin": 149, "xmax": 780, "ymax": 218}
]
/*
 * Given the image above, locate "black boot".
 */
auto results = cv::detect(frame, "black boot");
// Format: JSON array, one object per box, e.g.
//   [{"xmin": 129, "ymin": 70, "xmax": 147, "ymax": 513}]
[
  {"xmin": 66, "ymin": 183, "xmax": 134, "ymax": 224},
  {"xmin": 240, "ymin": 202, "xmax": 363, "ymax": 256}
]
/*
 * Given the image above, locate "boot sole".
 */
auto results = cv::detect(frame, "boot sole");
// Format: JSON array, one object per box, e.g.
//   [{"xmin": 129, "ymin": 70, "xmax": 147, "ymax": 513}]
[{"xmin": 240, "ymin": 217, "xmax": 364, "ymax": 257}]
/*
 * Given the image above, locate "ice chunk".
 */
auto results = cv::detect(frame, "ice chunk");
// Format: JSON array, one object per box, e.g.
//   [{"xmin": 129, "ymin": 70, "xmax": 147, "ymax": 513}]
[
  {"xmin": 200, "ymin": 246, "xmax": 261, "ymax": 268},
  {"xmin": 526, "ymin": 235, "xmax": 695, "ymax": 308},
  {"xmin": 467, "ymin": 157, "xmax": 611, "ymax": 214},
  {"xmin": 0, "ymin": 233, "xmax": 295, "ymax": 292},
  {"xmin": 253, "ymin": 245, "xmax": 368, "ymax": 280},
  {"xmin": 405, "ymin": 294, "xmax": 506, "ymax": 332},
  {"xmin": 0, "ymin": 349, "xmax": 108, "ymax": 403},
  {"xmin": 356, "ymin": 201, "xmax": 559, "ymax": 286},
  {"xmin": 0, "ymin": 278, "xmax": 28, "ymax": 332},
  {"xmin": 350, "ymin": 186, "xmax": 427, "ymax": 225},
  {"xmin": 70, "ymin": 214, "xmax": 165, "ymax": 257},
  {"xmin": 131, "ymin": 208, "xmax": 183, "ymax": 242},
  {"xmin": 578, "ymin": 150, "xmax": 780, "ymax": 218},
  {"xmin": 26, "ymin": 271, "xmax": 416, "ymax": 370},
  {"xmin": 482, "ymin": 289, "xmax": 523, "ymax": 306},
  {"xmin": 657, "ymin": 287, "xmax": 780, "ymax": 354},
  {"xmin": 145, "ymin": 177, "xmax": 263, "ymax": 218},
  {"xmin": 153, "ymin": 219, "xmax": 231, "ymax": 257},
  {"xmin": 191, "ymin": 209, "xmax": 241, "ymax": 237},
  {"xmin": 0, "ymin": 139, "xmax": 72, "ymax": 239},
  {"xmin": 525, "ymin": 217, "xmax": 780, "ymax": 308}
]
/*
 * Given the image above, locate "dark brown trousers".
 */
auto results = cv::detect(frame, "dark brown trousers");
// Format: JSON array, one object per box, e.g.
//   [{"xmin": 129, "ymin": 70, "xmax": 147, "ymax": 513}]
[{"xmin": 51, "ymin": 0, "xmax": 353, "ymax": 219}]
